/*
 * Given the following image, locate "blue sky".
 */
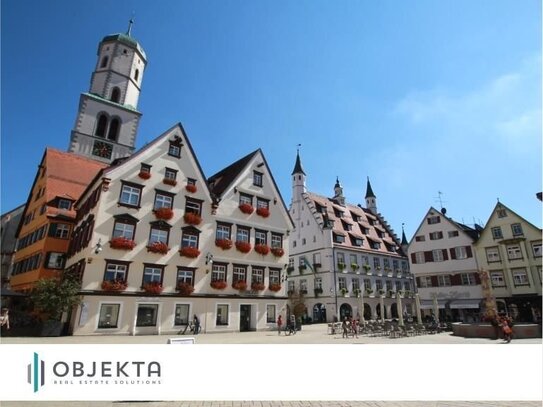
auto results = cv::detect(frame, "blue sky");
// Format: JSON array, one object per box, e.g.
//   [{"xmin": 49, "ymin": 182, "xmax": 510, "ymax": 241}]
[{"xmin": 1, "ymin": 0, "xmax": 541, "ymax": 239}]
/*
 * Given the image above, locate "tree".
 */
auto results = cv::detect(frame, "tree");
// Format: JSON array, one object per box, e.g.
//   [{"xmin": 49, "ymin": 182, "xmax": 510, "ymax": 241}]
[{"xmin": 31, "ymin": 271, "xmax": 81, "ymax": 321}]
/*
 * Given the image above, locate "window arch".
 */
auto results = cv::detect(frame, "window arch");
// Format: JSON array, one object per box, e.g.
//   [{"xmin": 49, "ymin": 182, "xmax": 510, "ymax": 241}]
[
  {"xmin": 134, "ymin": 69, "xmax": 139, "ymax": 81},
  {"xmin": 107, "ymin": 118, "xmax": 121, "ymax": 141},
  {"xmin": 100, "ymin": 56, "xmax": 109, "ymax": 68},
  {"xmin": 111, "ymin": 87, "xmax": 121, "ymax": 103},
  {"xmin": 95, "ymin": 114, "xmax": 108, "ymax": 138}
]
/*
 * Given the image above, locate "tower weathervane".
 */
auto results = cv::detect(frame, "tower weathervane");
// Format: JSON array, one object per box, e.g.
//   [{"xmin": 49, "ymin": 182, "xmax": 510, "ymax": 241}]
[{"xmin": 127, "ymin": 15, "xmax": 135, "ymax": 36}]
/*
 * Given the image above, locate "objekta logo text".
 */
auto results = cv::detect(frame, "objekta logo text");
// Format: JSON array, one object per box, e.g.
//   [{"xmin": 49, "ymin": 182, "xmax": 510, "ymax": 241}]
[{"xmin": 27, "ymin": 352, "xmax": 162, "ymax": 391}]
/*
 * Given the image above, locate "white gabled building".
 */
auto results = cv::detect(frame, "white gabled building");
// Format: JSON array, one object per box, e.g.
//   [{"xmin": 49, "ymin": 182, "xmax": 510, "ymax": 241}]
[
  {"xmin": 65, "ymin": 125, "xmax": 292, "ymax": 336},
  {"xmin": 288, "ymin": 152, "xmax": 413, "ymax": 323},
  {"xmin": 407, "ymin": 207, "xmax": 483, "ymax": 322}
]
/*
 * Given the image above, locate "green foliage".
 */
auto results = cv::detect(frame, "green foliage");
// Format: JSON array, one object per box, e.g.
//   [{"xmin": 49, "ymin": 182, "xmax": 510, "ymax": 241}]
[{"xmin": 31, "ymin": 272, "xmax": 81, "ymax": 321}]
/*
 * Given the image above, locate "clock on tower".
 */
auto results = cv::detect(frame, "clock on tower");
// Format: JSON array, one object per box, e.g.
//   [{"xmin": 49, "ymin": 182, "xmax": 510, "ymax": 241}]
[{"xmin": 92, "ymin": 141, "xmax": 113, "ymax": 159}]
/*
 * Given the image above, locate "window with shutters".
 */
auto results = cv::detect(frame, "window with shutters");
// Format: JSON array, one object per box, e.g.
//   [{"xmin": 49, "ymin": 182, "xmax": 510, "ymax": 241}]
[
  {"xmin": 418, "ymin": 276, "xmax": 432, "ymax": 287},
  {"xmin": 414, "ymin": 252, "xmax": 425, "ymax": 264},
  {"xmin": 432, "ymin": 250, "xmax": 444, "ymax": 262},
  {"xmin": 454, "ymin": 246, "xmax": 468, "ymax": 259},
  {"xmin": 460, "ymin": 273, "xmax": 476, "ymax": 285},
  {"xmin": 427, "ymin": 216, "xmax": 440, "ymax": 224},
  {"xmin": 429, "ymin": 231, "xmax": 443, "ymax": 240},
  {"xmin": 415, "ymin": 235, "xmax": 425, "ymax": 242},
  {"xmin": 448, "ymin": 230, "xmax": 459, "ymax": 238}
]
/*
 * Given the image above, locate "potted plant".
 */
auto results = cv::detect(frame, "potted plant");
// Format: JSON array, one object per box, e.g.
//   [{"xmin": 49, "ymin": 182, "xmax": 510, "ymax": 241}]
[
  {"xmin": 210, "ymin": 280, "xmax": 227, "ymax": 290},
  {"xmin": 147, "ymin": 241, "xmax": 169, "ymax": 254},
  {"xmin": 154, "ymin": 207, "xmax": 174, "ymax": 220},
  {"xmin": 235, "ymin": 241, "xmax": 252, "ymax": 253},
  {"xmin": 185, "ymin": 184, "xmax": 197, "ymax": 193},
  {"xmin": 183, "ymin": 212, "xmax": 202, "ymax": 225},
  {"xmin": 143, "ymin": 281, "xmax": 163, "ymax": 295},
  {"xmin": 256, "ymin": 207, "xmax": 270, "ymax": 218},
  {"xmin": 378, "ymin": 288, "xmax": 385, "ymax": 297},
  {"xmin": 337, "ymin": 262, "xmax": 346, "ymax": 271},
  {"xmin": 138, "ymin": 171, "xmax": 151, "ymax": 180},
  {"xmin": 268, "ymin": 283, "xmax": 282, "ymax": 292},
  {"xmin": 363, "ymin": 264, "xmax": 372, "ymax": 274},
  {"xmin": 254, "ymin": 244, "xmax": 270, "ymax": 255},
  {"xmin": 314, "ymin": 287, "xmax": 323, "ymax": 296},
  {"xmin": 101, "ymin": 279, "xmax": 128, "ymax": 291},
  {"xmin": 109, "ymin": 237, "xmax": 136, "ymax": 250},
  {"xmin": 179, "ymin": 246, "xmax": 200, "ymax": 258},
  {"xmin": 238, "ymin": 203, "xmax": 254, "ymax": 214},
  {"xmin": 351, "ymin": 263, "xmax": 360, "ymax": 272},
  {"xmin": 340, "ymin": 287, "xmax": 348, "ymax": 297},
  {"xmin": 31, "ymin": 271, "xmax": 81, "ymax": 336},
  {"xmin": 215, "ymin": 238, "xmax": 233, "ymax": 250},
  {"xmin": 271, "ymin": 247, "xmax": 284, "ymax": 257},
  {"xmin": 232, "ymin": 280, "xmax": 248, "ymax": 291},
  {"xmin": 251, "ymin": 281, "xmax": 265, "ymax": 291},
  {"xmin": 176, "ymin": 282, "xmax": 194, "ymax": 296},
  {"xmin": 163, "ymin": 178, "xmax": 177, "ymax": 186},
  {"xmin": 365, "ymin": 288, "xmax": 374, "ymax": 296},
  {"xmin": 353, "ymin": 288, "xmax": 361, "ymax": 297}
]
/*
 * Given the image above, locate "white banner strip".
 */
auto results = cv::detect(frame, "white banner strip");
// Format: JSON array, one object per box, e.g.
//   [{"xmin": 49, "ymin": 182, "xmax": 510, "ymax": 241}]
[{"xmin": 0, "ymin": 344, "xmax": 541, "ymax": 401}]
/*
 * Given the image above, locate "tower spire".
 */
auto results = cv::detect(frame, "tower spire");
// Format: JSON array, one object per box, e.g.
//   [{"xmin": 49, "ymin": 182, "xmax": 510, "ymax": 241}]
[
  {"xmin": 401, "ymin": 223, "xmax": 408, "ymax": 246},
  {"xmin": 291, "ymin": 144, "xmax": 305, "ymax": 175},
  {"xmin": 365, "ymin": 176, "xmax": 377, "ymax": 214}
]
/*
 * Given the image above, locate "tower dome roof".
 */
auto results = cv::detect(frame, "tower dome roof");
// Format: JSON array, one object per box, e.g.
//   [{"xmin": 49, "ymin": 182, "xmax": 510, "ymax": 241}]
[{"xmin": 100, "ymin": 33, "xmax": 146, "ymax": 60}]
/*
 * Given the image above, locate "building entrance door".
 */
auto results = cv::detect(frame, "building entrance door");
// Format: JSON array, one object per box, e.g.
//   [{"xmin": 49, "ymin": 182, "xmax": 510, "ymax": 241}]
[{"xmin": 240, "ymin": 305, "xmax": 251, "ymax": 332}]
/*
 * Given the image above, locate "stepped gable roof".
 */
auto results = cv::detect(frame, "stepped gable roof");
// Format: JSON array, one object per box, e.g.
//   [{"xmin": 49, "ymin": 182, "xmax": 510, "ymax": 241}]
[
  {"xmin": 207, "ymin": 149, "xmax": 259, "ymax": 198},
  {"xmin": 45, "ymin": 148, "xmax": 107, "ymax": 218},
  {"xmin": 305, "ymin": 191, "xmax": 404, "ymax": 257}
]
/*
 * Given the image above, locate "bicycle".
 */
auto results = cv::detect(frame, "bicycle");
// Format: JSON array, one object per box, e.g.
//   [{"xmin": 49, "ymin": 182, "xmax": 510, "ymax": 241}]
[
  {"xmin": 178, "ymin": 322, "xmax": 200, "ymax": 335},
  {"xmin": 284, "ymin": 323, "xmax": 297, "ymax": 336}
]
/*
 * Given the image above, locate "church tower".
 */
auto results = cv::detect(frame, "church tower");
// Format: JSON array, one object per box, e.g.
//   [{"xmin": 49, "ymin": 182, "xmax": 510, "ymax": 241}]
[
  {"xmin": 68, "ymin": 20, "xmax": 147, "ymax": 163},
  {"xmin": 365, "ymin": 177, "xmax": 377, "ymax": 214},
  {"xmin": 291, "ymin": 149, "xmax": 307, "ymax": 202},
  {"xmin": 332, "ymin": 177, "xmax": 345, "ymax": 206}
]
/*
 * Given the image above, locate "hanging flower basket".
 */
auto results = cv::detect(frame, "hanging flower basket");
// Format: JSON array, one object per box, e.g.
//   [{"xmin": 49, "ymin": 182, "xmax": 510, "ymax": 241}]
[
  {"xmin": 163, "ymin": 178, "xmax": 177, "ymax": 186},
  {"xmin": 238, "ymin": 203, "xmax": 254, "ymax": 214},
  {"xmin": 109, "ymin": 237, "xmax": 136, "ymax": 250},
  {"xmin": 210, "ymin": 280, "xmax": 227, "ymax": 290},
  {"xmin": 101, "ymin": 279, "xmax": 127, "ymax": 291},
  {"xmin": 271, "ymin": 247, "xmax": 284, "ymax": 257},
  {"xmin": 256, "ymin": 207, "xmax": 270, "ymax": 218},
  {"xmin": 183, "ymin": 212, "xmax": 202, "ymax": 225},
  {"xmin": 254, "ymin": 244, "xmax": 270, "ymax": 255},
  {"xmin": 268, "ymin": 283, "xmax": 282, "ymax": 292},
  {"xmin": 176, "ymin": 282, "xmax": 194, "ymax": 296},
  {"xmin": 147, "ymin": 241, "xmax": 169, "ymax": 254},
  {"xmin": 215, "ymin": 238, "xmax": 233, "ymax": 250},
  {"xmin": 143, "ymin": 281, "xmax": 163, "ymax": 295},
  {"xmin": 179, "ymin": 246, "xmax": 200, "ymax": 258},
  {"xmin": 232, "ymin": 280, "xmax": 248, "ymax": 291},
  {"xmin": 251, "ymin": 282, "xmax": 265, "ymax": 291},
  {"xmin": 185, "ymin": 184, "xmax": 197, "ymax": 193},
  {"xmin": 235, "ymin": 241, "xmax": 252, "ymax": 253},
  {"xmin": 154, "ymin": 207, "xmax": 174, "ymax": 220},
  {"xmin": 138, "ymin": 171, "xmax": 151, "ymax": 180}
]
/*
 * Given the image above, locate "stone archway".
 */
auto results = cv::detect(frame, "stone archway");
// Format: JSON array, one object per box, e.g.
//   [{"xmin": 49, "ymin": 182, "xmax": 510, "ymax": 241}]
[
  {"xmin": 339, "ymin": 303, "xmax": 352, "ymax": 320},
  {"xmin": 363, "ymin": 303, "xmax": 372, "ymax": 320}
]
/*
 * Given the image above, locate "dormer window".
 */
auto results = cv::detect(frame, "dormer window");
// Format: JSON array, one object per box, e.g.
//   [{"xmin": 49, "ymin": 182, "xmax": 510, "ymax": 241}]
[
  {"xmin": 58, "ymin": 199, "xmax": 72, "ymax": 210},
  {"xmin": 168, "ymin": 136, "xmax": 183, "ymax": 158}
]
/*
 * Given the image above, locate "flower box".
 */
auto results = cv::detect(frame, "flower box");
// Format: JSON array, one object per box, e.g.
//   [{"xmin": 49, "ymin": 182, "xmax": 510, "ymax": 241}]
[
  {"xmin": 238, "ymin": 203, "xmax": 254, "ymax": 215},
  {"xmin": 251, "ymin": 282, "xmax": 265, "ymax": 291},
  {"xmin": 337, "ymin": 262, "xmax": 346, "ymax": 271},
  {"xmin": 210, "ymin": 280, "xmax": 227, "ymax": 290},
  {"xmin": 340, "ymin": 288, "xmax": 348, "ymax": 297},
  {"xmin": 254, "ymin": 244, "xmax": 270, "ymax": 255},
  {"xmin": 268, "ymin": 283, "xmax": 282, "ymax": 292},
  {"xmin": 179, "ymin": 246, "xmax": 200, "ymax": 258},
  {"xmin": 215, "ymin": 238, "xmax": 233, "ymax": 250},
  {"xmin": 176, "ymin": 282, "xmax": 194, "ymax": 296},
  {"xmin": 138, "ymin": 171, "xmax": 151, "ymax": 180},
  {"xmin": 185, "ymin": 184, "xmax": 197, "ymax": 193},
  {"xmin": 109, "ymin": 237, "xmax": 136, "ymax": 250},
  {"xmin": 147, "ymin": 241, "xmax": 169, "ymax": 254},
  {"xmin": 314, "ymin": 287, "xmax": 323, "ymax": 296},
  {"xmin": 183, "ymin": 212, "xmax": 202, "ymax": 225},
  {"xmin": 235, "ymin": 241, "xmax": 252, "ymax": 253},
  {"xmin": 232, "ymin": 280, "xmax": 248, "ymax": 291},
  {"xmin": 271, "ymin": 247, "xmax": 284, "ymax": 257},
  {"xmin": 351, "ymin": 263, "xmax": 360, "ymax": 271},
  {"xmin": 143, "ymin": 281, "xmax": 163, "ymax": 295},
  {"xmin": 154, "ymin": 207, "xmax": 174, "ymax": 220},
  {"xmin": 163, "ymin": 178, "xmax": 177, "ymax": 186},
  {"xmin": 256, "ymin": 207, "xmax": 270, "ymax": 218},
  {"xmin": 101, "ymin": 279, "xmax": 127, "ymax": 291},
  {"xmin": 365, "ymin": 288, "xmax": 374, "ymax": 295}
]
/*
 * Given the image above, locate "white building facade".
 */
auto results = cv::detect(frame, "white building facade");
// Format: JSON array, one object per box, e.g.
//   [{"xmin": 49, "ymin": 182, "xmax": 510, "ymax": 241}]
[
  {"xmin": 407, "ymin": 207, "xmax": 483, "ymax": 323},
  {"xmin": 288, "ymin": 152, "xmax": 414, "ymax": 323}
]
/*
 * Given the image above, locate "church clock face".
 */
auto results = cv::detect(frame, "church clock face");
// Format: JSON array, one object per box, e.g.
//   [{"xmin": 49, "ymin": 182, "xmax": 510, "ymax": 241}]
[{"xmin": 92, "ymin": 141, "xmax": 113, "ymax": 159}]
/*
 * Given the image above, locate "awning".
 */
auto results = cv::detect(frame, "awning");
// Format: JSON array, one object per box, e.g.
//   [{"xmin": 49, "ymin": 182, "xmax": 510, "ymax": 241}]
[
  {"xmin": 449, "ymin": 299, "xmax": 482, "ymax": 309},
  {"xmin": 420, "ymin": 300, "xmax": 446, "ymax": 309}
]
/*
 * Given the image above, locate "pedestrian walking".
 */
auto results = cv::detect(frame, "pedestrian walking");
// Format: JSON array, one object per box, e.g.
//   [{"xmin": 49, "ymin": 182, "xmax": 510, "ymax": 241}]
[
  {"xmin": 193, "ymin": 314, "xmax": 200, "ymax": 335},
  {"xmin": 352, "ymin": 318, "xmax": 359, "ymax": 339},
  {"xmin": 342, "ymin": 317, "xmax": 349, "ymax": 338},
  {"xmin": 277, "ymin": 315, "xmax": 283, "ymax": 335},
  {"xmin": 501, "ymin": 316, "xmax": 513, "ymax": 343}
]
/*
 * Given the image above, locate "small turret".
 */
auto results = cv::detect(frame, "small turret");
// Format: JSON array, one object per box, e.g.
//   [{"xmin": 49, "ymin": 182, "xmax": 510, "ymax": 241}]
[
  {"xmin": 365, "ymin": 177, "xmax": 377, "ymax": 214},
  {"xmin": 291, "ymin": 149, "xmax": 307, "ymax": 202},
  {"xmin": 333, "ymin": 177, "xmax": 345, "ymax": 206}
]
